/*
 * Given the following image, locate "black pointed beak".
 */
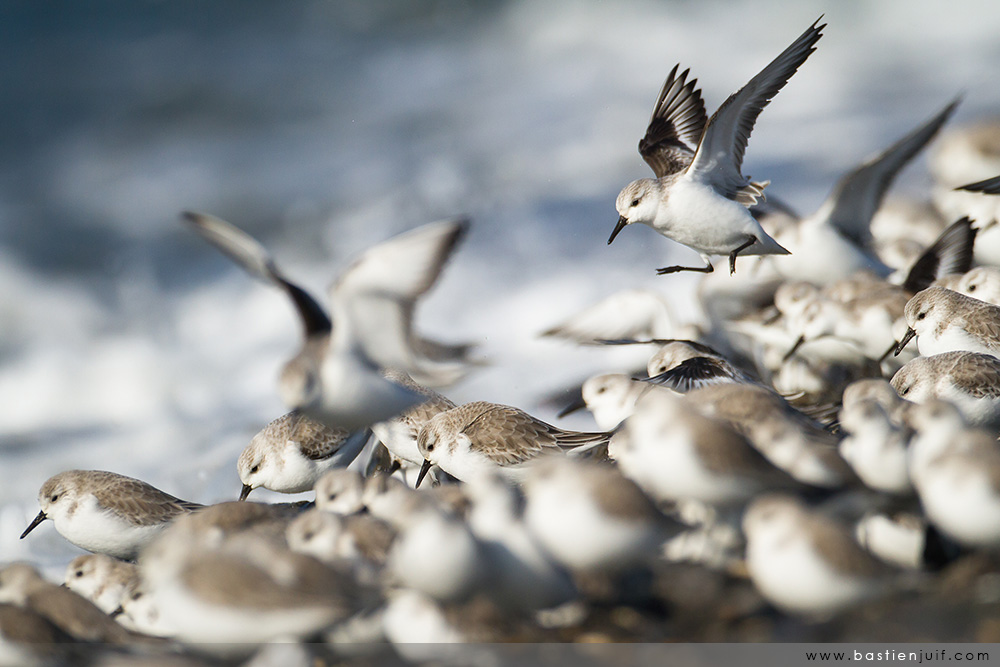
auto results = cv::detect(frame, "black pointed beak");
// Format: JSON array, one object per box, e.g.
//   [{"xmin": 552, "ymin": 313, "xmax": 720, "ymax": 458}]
[
  {"xmin": 415, "ymin": 460, "xmax": 433, "ymax": 489},
  {"xmin": 608, "ymin": 216, "xmax": 628, "ymax": 245},
  {"xmin": 894, "ymin": 328, "xmax": 917, "ymax": 357},
  {"xmin": 110, "ymin": 605, "xmax": 125, "ymax": 618},
  {"xmin": 557, "ymin": 395, "xmax": 587, "ymax": 418},
  {"xmin": 20, "ymin": 510, "xmax": 47, "ymax": 539},
  {"xmin": 239, "ymin": 484, "xmax": 253, "ymax": 502},
  {"xmin": 783, "ymin": 335, "xmax": 806, "ymax": 362},
  {"xmin": 877, "ymin": 340, "xmax": 897, "ymax": 363}
]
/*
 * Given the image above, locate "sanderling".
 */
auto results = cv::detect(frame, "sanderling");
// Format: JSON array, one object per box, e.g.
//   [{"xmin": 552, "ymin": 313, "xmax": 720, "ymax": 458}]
[
  {"xmin": 139, "ymin": 529, "xmax": 367, "ymax": 650},
  {"xmin": 838, "ymin": 398, "xmax": 912, "ymax": 495},
  {"xmin": 0, "ymin": 563, "xmax": 133, "ymax": 644},
  {"xmin": 385, "ymin": 500, "xmax": 486, "ymax": 603},
  {"xmin": 63, "ymin": 554, "xmax": 139, "ymax": 617},
  {"xmin": 612, "ymin": 389, "xmax": 797, "ymax": 507},
  {"xmin": 855, "ymin": 511, "xmax": 927, "ymax": 571},
  {"xmin": 19, "ymin": 470, "xmax": 201, "ymax": 560},
  {"xmin": 936, "ymin": 266, "xmax": 1000, "ymax": 306},
  {"xmin": 841, "ymin": 378, "xmax": 910, "ymax": 423},
  {"xmin": 522, "ymin": 457, "xmax": 680, "ymax": 574},
  {"xmin": 685, "ymin": 383, "xmax": 855, "ymax": 488},
  {"xmin": 540, "ymin": 289, "xmax": 675, "ymax": 343},
  {"xmin": 370, "ymin": 369, "xmax": 457, "ymax": 483},
  {"xmin": 561, "ymin": 372, "xmax": 655, "ymax": 430},
  {"xmin": 743, "ymin": 495, "xmax": 894, "ymax": 616},
  {"xmin": 769, "ymin": 98, "xmax": 958, "ymax": 285},
  {"xmin": 895, "ymin": 286, "xmax": 1000, "ymax": 357},
  {"xmin": 286, "ymin": 508, "xmax": 395, "ymax": 587},
  {"xmin": 183, "ymin": 212, "xmax": 472, "ymax": 430},
  {"xmin": 415, "ymin": 401, "xmax": 612, "ymax": 486},
  {"xmin": 0, "ymin": 602, "xmax": 71, "ymax": 665},
  {"xmin": 904, "ymin": 399, "xmax": 1000, "ymax": 548},
  {"xmin": 237, "ymin": 410, "xmax": 370, "ymax": 501},
  {"xmin": 313, "ymin": 468, "xmax": 366, "ymax": 515},
  {"xmin": 609, "ymin": 18, "xmax": 824, "ymax": 275},
  {"xmin": 461, "ymin": 474, "xmax": 578, "ymax": 613},
  {"xmin": 891, "ymin": 351, "xmax": 1000, "ymax": 427},
  {"xmin": 645, "ymin": 339, "xmax": 758, "ymax": 391}
]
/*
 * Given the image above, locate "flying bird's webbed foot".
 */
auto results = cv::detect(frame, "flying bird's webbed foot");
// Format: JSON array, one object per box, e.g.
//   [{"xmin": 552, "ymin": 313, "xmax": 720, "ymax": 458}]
[{"xmin": 729, "ymin": 237, "xmax": 758, "ymax": 275}]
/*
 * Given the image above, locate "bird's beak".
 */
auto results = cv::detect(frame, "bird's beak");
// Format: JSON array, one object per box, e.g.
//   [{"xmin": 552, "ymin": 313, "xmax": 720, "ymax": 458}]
[
  {"xmin": 415, "ymin": 460, "xmax": 433, "ymax": 489},
  {"xmin": 893, "ymin": 328, "xmax": 917, "ymax": 356},
  {"xmin": 557, "ymin": 395, "xmax": 587, "ymax": 418},
  {"xmin": 239, "ymin": 484, "xmax": 253, "ymax": 502},
  {"xmin": 608, "ymin": 216, "xmax": 628, "ymax": 245},
  {"xmin": 20, "ymin": 510, "xmax": 47, "ymax": 539},
  {"xmin": 877, "ymin": 340, "xmax": 897, "ymax": 363},
  {"xmin": 783, "ymin": 335, "xmax": 806, "ymax": 362}
]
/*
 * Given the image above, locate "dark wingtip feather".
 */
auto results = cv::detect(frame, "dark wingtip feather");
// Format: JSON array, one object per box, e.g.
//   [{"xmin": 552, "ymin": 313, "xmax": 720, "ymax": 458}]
[{"xmin": 902, "ymin": 216, "xmax": 977, "ymax": 294}]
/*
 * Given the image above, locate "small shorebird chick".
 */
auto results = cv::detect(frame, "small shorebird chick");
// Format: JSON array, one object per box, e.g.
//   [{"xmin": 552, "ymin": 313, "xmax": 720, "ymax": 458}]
[
  {"xmin": 609, "ymin": 19, "xmax": 824, "ymax": 274},
  {"xmin": 895, "ymin": 286, "xmax": 1000, "ymax": 357},
  {"xmin": 522, "ymin": 457, "xmax": 680, "ymax": 574},
  {"xmin": 63, "ymin": 554, "xmax": 139, "ymax": 616},
  {"xmin": 415, "ymin": 401, "xmax": 612, "ymax": 486},
  {"xmin": 0, "ymin": 563, "xmax": 133, "ymax": 643},
  {"xmin": 891, "ymin": 351, "xmax": 1000, "ymax": 428},
  {"xmin": 743, "ymin": 495, "xmax": 894, "ymax": 617},
  {"xmin": 20, "ymin": 470, "xmax": 201, "ymax": 560},
  {"xmin": 237, "ymin": 410, "xmax": 369, "ymax": 501}
]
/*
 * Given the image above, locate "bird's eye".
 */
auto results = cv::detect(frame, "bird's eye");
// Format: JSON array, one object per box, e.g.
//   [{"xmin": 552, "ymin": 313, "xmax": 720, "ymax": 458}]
[
  {"xmin": 75, "ymin": 570, "xmax": 84, "ymax": 578},
  {"xmin": 426, "ymin": 443, "xmax": 435, "ymax": 452},
  {"xmin": 899, "ymin": 386, "xmax": 910, "ymax": 396},
  {"xmin": 50, "ymin": 494, "xmax": 59, "ymax": 502},
  {"xmin": 596, "ymin": 386, "xmax": 606, "ymax": 394},
  {"xmin": 969, "ymin": 285, "xmax": 977, "ymax": 292},
  {"xmin": 916, "ymin": 312, "xmax": 926, "ymax": 321},
  {"xmin": 303, "ymin": 532, "xmax": 314, "ymax": 541},
  {"xmin": 250, "ymin": 465, "xmax": 259, "ymax": 474},
  {"xmin": 631, "ymin": 198, "xmax": 640, "ymax": 207}
]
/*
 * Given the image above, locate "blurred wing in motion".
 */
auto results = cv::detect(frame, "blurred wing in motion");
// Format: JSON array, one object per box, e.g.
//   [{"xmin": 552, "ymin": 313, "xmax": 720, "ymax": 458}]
[
  {"xmin": 329, "ymin": 218, "xmax": 474, "ymax": 386},
  {"xmin": 182, "ymin": 211, "xmax": 331, "ymax": 336}
]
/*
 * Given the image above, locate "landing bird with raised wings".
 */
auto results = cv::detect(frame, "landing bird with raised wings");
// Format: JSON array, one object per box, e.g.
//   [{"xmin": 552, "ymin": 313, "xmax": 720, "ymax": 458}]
[{"xmin": 609, "ymin": 18, "xmax": 825, "ymax": 275}]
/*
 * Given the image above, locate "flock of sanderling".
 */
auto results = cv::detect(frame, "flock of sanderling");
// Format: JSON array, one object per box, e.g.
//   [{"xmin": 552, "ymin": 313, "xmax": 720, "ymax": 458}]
[{"xmin": 6, "ymin": 14, "xmax": 1000, "ymax": 663}]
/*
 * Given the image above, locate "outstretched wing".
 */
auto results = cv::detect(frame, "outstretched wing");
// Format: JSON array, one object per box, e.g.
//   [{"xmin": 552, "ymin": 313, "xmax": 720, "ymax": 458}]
[
  {"xmin": 182, "ymin": 212, "xmax": 331, "ymax": 337},
  {"xmin": 638, "ymin": 65, "xmax": 707, "ymax": 178},
  {"xmin": 329, "ymin": 218, "xmax": 470, "ymax": 386},
  {"xmin": 688, "ymin": 18, "xmax": 824, "ymax": 200},
  {"xmin": 815, "ymin": 97, "xmax": 959, "ymax": 248}
]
